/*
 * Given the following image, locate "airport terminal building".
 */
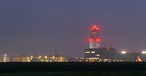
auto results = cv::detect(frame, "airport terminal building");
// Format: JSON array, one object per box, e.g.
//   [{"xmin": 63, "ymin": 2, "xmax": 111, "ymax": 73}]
[{"xmin": 84, "ymin": 47, "xmax": 117, "ymax": 62}]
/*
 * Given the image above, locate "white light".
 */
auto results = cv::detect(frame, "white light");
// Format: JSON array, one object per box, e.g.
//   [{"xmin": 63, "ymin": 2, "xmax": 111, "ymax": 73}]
[
  {"xmin": 85, "ymin": 51, "xmax": 90, "ymax": 53},
  {"xmin": 142, "ymin": 51, "xmax": 146, "ymax": 54},
  {"xmin": 121, "ymin": 51, "xmax": 127, "ymax": 54},
  {"xmin": 91, "ymin": 51, "xmax": 95, "ymax": 53},
  {"xmin": 96, "ymin": 54, "xmax": 100, "ymax": 56},
  {"xmin": 44, "ymin": 56, "xmax": 48, "ymax": 58},
  {"xmin": 38, "ymin": 56, "xmax": 42, "ymax": 58}
]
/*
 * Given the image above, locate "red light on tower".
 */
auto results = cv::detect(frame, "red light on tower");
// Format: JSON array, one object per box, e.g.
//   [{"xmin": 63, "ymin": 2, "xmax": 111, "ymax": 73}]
[
  {"xmin": 89, "ymin": 38, "xmax": 93, "ymax": 42},
  {"xmin": 89, "ymin": 25, "xmax": 101, "ymax": 48},
  {"xmin": 91, "ymin": 25, "xmax": 100, "ymax": 31},
  {"xmin": 96, "ymin": 38, "xmax": 101, "ymax": 42}
]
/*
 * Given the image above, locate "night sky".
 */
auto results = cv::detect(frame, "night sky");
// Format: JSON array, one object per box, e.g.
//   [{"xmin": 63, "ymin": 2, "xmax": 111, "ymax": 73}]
[{"xmin": 1, "ymin": 0, "xmax": 146, "ymax": 57}]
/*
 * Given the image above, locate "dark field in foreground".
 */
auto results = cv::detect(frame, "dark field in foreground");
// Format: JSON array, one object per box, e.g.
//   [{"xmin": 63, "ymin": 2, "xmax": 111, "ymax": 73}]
[
  {"xmin": 1, "ymin": 62, "xmax": 146, "ymax": 76},
  {"xmin": 1, "ymin": 72, "xmax": 146, "ymax": 76}
]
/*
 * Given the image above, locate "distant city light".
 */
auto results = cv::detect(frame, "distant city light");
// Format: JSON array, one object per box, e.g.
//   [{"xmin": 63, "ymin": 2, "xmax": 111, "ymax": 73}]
[
  {"xmin": 38, "ymin": 56, "xmax": 41, "ymax": 58},
  {"xmin": 121, "ymin": 51, "xmax": 127, "ymax": 54},
  {"xmin": 91, "ymin": 51, "xmax": 95, "ymax": 53},
  {"xmin": 96, "ymin": 54, "xmax": 100, "ymax": 56},
  {"xmin": 44, "ymin": 56, "xmax": 48, "ymax": 58},
  {"xmin": 85, "ymin": 51, "xmax": 90, "ymax": 53},
  {"xmin": 142, "ymin": 51, "xmax": 146, "ymax": 54}
]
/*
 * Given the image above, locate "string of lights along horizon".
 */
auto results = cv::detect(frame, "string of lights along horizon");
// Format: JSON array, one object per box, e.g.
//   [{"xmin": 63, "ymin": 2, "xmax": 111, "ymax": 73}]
[{"xmin": 1, "ymin": 24, "xmax": 146, "ymax": 62}]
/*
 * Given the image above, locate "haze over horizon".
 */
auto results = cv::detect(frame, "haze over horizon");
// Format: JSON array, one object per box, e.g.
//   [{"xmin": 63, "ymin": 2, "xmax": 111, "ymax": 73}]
[{"xmin": 1, "ymin": 0, "xmax": 146, "ymax": 57}]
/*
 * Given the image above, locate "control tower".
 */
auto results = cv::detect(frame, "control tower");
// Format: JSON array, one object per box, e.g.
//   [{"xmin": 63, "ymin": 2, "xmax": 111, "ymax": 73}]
[
  {"xmin": 84, "ymin": 25, "xmax": 117, "ymax": 62},
  {"xmin": 89, "ymin": 25, "xmax": 101, "ymax": 48}
]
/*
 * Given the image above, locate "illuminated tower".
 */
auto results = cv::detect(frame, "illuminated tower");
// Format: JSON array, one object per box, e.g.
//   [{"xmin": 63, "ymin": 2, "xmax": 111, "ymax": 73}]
[
  {"xmin": 2, "ymin": 53, "xmax": 9, "ymax": 62},
  {"xmin": 89, "ymin": 25, "xmax": 101, "ymax": 48},
  {"xmin": 84, "ymin": 25, "xmax": 117, "ymax": 62}
]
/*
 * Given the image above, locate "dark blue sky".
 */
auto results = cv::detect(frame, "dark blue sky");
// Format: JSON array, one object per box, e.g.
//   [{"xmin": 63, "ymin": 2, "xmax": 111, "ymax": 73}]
[{"xmin": 1, "ymin": 0, "xmax": 146, "ymax": 57}]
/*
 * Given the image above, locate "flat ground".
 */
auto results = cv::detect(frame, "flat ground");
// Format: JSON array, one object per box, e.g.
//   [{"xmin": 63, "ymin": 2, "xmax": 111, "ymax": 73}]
[{"xmin": 0, "ymin": 62, "xmax": 146, "ymax": 76}]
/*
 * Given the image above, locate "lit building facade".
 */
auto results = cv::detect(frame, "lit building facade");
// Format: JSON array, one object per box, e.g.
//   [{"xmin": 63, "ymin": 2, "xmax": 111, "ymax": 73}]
[
  {"xmin": 84, "ymin": 48, "xmax": 117, "ymax": 62},
  {"xmin": 1, "ymin": 54, "xmax": 9, "ymax": 62},
  {"xmin": 30, "ymin": 55, "xmax": 65, "ymax": 62},
  {"xmin": 12, "ymin": 56, "xmax": 30, "ymax": 62}
]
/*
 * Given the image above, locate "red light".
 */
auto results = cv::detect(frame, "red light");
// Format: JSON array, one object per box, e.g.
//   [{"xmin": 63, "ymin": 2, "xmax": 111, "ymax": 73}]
[
  {"xmin": 96, "ymin": 38, "xmax": 101, "ymax": 42},
  {"xmin": 89, "ymin": 38, "xmax": 93, "ymax": 42},
  {"xmin": 106, "ymin": 47, "xmax": 110, "ymax": 50},
  {"xmin": 137, "ymin": 56, "xmax": 142, "ymax": 62},
  {"xmin": 93, "ymin": 26, "xmax": 96, "ymax": 28},
  {"xmin": 91, "ymin": 25, "xmax": 99, "ymax": 31}
]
